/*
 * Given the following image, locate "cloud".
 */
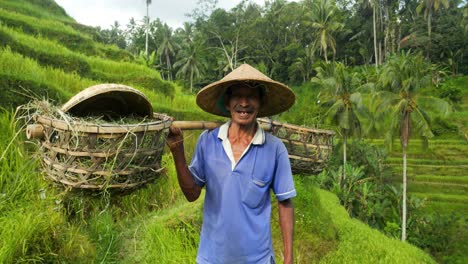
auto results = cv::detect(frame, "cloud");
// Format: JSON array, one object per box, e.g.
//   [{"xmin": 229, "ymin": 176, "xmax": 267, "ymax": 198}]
[{"xmin": 55, "ymin": 0, "xmax": 294, "ymax": 29}]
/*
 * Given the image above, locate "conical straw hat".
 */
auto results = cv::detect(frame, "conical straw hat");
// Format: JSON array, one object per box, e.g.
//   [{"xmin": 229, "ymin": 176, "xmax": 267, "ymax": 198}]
[{"xmin": 196, "ymin": 64, "xmax": 295, "ymax": 117}]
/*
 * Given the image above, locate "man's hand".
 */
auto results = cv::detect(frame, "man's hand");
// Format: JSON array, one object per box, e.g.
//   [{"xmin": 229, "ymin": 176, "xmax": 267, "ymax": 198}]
[
  {"xmin": 166, "ymin": 124, "xmax": 184, "ymax": 151},
  {"xmin": 165, "ymin": 122, "xmax": 201, "ymax": 202}
]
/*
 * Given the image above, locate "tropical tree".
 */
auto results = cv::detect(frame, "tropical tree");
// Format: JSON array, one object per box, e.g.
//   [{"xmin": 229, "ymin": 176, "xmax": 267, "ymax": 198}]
[
  {"xmin": 124, "ymin": 18, "xmax": 145, "ymax": 56},
  {"xmin": 291, "ymin": 45, "xmax": 315, "ymax": 82},
  {"xmin": 416, "ymin": 0, "xmax": 449, "ymax": 57},
  {"xmin": 312, "ymin": 62, "xmax": 368, "ymax": 180},
  {"xmin": 360, "ymin": 0, "xmax": 380, "ymax": 67},
  {"xmin": 174, "ymin": 42, "xmax": 206, "ymax": 92},
  {"xmin": 158, "ymin": 24, "xmax": 179, "ymax": 81},
  {"xmin": 306, "ymin": 0, "xmax": 344, "ymax": 63},
  {"xmin": 375, "ymin": 52, "xmax": 449, "ymax": 241},
  {"xmin": 100, "ymin": 21, "xmax": 126, "ymax": 49}
]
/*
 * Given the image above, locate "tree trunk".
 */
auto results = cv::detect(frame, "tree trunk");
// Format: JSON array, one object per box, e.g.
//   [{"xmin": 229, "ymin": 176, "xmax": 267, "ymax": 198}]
[
  {"xmin": 401, "ymin": 112, "xmax": 410, "ymax": 242},
  {"xmin": 343, "ymin": 132, "xmax": 347, "ymax": 181},
  {"xmin": 190, "ymin": 68, "xmax": 194, "ymax": 93},
  {"xmin": 373, "ymin": 6, "xmax": 378, "ymax": 67},
  {"xmin": 145, "ymin": 6, "xmax": 149, "ymax": 60},
  {"xmin": 166, "ymin": 51, "xmax": 172, "ymax": 81},
  {"xmin": 324, "ymin": 45, "xmax": 329, "ymax": 63},
  {"xmin": 427, "ymin": 10, "xmax": 432, "ymax": 59},
  {"xmin": 402, "ymin": 145, "xmax": 407, "ymax": 241}
]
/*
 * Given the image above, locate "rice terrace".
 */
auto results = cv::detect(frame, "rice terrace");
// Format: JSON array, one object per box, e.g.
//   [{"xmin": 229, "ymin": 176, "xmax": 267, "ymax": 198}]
[{"xmin": 0, "ymin": 0, "xmax": 466, "ymax": 263}]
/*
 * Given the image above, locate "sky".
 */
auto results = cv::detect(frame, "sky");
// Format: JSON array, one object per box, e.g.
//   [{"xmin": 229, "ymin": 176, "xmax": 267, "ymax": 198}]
[{"xmin": 54, "ymin": 0, "xmax": 292, "ymax": 30}]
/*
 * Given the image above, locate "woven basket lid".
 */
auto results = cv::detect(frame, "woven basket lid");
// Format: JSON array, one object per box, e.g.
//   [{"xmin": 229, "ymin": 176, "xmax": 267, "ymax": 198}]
[
  {"xmin": 196, "ymin": 64, "xmax": 295, "ymax": 117},
  {"xmin": 62, "ymin": 84, "xmax": 153, "ymax": 118}
]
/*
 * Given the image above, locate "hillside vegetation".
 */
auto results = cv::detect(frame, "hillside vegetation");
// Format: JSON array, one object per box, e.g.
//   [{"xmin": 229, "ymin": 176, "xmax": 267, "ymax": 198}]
[{"xmin": 1, "ymin": 0, "xmax": 465, "ymax": 263}]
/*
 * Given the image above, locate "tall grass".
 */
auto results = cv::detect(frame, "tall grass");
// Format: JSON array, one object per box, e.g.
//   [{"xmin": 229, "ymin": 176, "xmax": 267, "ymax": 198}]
[
  {"xmin": 0, "ymin": 25, "xmax": 171, "ymax": 94},
  {"xmin": 0, "ymin": 8, "xmax": 95, "ymax": 52},
  {"xmin": 0, "ymin": 110, "xmax": 45, "ymax": 209},
  {"xmin": 0, "ymin": 7, "xmax": 131, "ymax": 60},
  {"xmin": 272, "ymin": 176, "xmax": 338, "ymax": 263},
  {"xmin": 0, "ymin": 0, "xmax": 73, "ymax": 22},
  {"xmin": 316, "ymin": 188, "xmax": 436, "ymax": 263},
  {"xmin": 0, "ymin": 24, "xmax": 91, "ymax": 75},
  {"xmin": 0, "ymin": 110, "xmax": 96, "ymax": 262},
  {"xmin": 0, "ymin": 46, "xmax": 94, "ymax": 90},
  {"xmin": 130, "ymin": 220, "xmax": 200, "ymax": 263}
]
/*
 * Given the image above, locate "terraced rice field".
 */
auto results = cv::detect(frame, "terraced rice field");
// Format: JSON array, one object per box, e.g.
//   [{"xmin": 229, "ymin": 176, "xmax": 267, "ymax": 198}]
[{"xmin": 384, "ymin": 139, "xmax": 468, "ymax": 215}]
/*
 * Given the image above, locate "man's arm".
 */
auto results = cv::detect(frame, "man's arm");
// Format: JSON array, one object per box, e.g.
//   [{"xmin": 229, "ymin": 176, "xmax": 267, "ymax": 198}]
[
  {"xmin": 278, "ymin": 198, "xmax": 294, "ymax": 264},
  {"xmin": 167, "ymin": 126, "xmax": 201, "ymax": 202}
]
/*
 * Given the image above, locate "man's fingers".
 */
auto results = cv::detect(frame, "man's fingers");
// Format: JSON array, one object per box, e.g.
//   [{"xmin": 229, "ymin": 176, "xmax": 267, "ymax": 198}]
[{"xmin": 168, "ymin": 125, "xmax": 182, "ymax": 136}]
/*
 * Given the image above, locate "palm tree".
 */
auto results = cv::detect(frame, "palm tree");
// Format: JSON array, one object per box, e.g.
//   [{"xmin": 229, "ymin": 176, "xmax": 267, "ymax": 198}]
[
  {"xmin": 174, "ymin": 42, "xmax": 206, "ymax": 93},
  {"xmin": 158, "ymin": 24, "xmax": 179, "ymax": 81},
  {"xmin": 291, "ymin": 45, "xmax": 315, "ymax": 82},
  {"xmin": 361, "ymin": 0, "xmax": 380, "ymax": 67},
  {"xmin": 312, "ymin": 62, "xmax": 368, "ymax": 180},
  {"xmin": 416, "ymin": 0, "xmax": 449, "ymax": 58},
  {"xmin": 307, "ymin": 0, "xmax": 344, "ymax": 63},
  {"xmin": 145, "ymin": 0, "xmax": 152, "ymax": 60},
  {"xmin": 375, "ymin": 52, "xmax": 449, "ymax": 241}
]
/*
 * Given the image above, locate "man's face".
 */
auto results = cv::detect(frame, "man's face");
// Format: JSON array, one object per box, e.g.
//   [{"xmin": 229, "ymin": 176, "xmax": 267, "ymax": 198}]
[{"xmin": 226, "ymin": 86, "xmax": 261, "ymax": 127}]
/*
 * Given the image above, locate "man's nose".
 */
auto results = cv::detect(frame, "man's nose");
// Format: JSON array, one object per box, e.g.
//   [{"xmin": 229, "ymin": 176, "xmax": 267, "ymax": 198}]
[{"xmin": 238, "ymin": 96, "xmax": 249, "ymax": 105}]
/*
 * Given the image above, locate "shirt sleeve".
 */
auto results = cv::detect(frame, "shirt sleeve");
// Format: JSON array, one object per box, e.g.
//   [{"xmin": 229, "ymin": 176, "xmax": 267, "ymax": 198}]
[
  {"xmin": 272, "ymin": 142, "xmax": 296, "ymax": 201},
  {"xmin": 189, "ymin": 130, "xmax": 207, "ymax": 187}
]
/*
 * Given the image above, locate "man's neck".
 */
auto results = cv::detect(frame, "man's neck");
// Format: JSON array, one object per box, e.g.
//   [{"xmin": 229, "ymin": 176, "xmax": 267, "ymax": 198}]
[{"xmin": 228, "ymin": 121, "xmax": 257, "ymax": 141}]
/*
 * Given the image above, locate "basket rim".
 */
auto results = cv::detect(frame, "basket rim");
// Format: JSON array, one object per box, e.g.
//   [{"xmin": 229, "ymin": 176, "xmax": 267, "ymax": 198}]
[
  {"xmin": 257, "ymin": 118, "xmax": 335, "ymax": 135},
  {"xmin": 33, "ymin": 113, "xmax": 171, "ymax": 134}
]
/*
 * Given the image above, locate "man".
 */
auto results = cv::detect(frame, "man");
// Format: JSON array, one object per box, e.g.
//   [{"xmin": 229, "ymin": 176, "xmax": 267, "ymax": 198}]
[{"xmin": 166, "ymin": 64, "xmax": 296, "ymax": 264}]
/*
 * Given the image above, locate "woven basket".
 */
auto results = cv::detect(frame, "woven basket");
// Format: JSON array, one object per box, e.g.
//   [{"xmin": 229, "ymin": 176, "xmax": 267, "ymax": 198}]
[
  {"xmin": 26, "ymin": 84, "xmax": 172, "ymax": 190},
  {"xmin": 31, "ymin": 112, "xmax": 171, "ymax": 190},
  {"xmin": 257, "ymin": 118, "xmax": 335, "ymax": 174}
]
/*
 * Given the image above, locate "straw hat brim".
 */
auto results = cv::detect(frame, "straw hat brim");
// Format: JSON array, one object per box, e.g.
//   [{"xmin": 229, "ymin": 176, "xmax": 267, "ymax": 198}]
[
  {"xmin": 62, "ymin": 83, "xmax": 153, "ymax": 117},
  {"xmin": 196, "ymin": 65, "xmax": 295, "ymax": 117}
]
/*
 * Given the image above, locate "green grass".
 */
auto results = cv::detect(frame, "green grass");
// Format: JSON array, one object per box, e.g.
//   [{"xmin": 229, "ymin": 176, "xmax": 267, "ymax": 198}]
[
  {"xmin": 412, "ymin": 192, "xmax": 468, "ymax": 203},
  {"xmin": 0, "ymin": 110, "xmax": 95, "ymax": 262},
  {"xmin": 0, "ymin": 8, "xmax": 97, "ymax": 54},
  {"xmin": 0, "ymin": 0, "xmax": 73, "ymax": 23},
  {"xmin": 123, "ymin": 196, "xmax": 203, "ymax": 263},
  {"xmin": 316, "ymin": 189, "xmax": 435, "ymax": 264},
  {"xmin": 411, "ymin": 174, "xmax": 468, "ymax": 184},
  {"xmin": 0, "ymin": 24, "xmax": 92, "ymax": 75},
  {"xmin": 0, "ymin": 7, "xmax": 132, "ymax": 60},
  {"xmin": 390, "ymin": 164, "xmax": 467, "ymax": 176},
  {"xmin": 407, "ymin": 182, "xmax": 468, "ymax": 196},
  {"xmin": 0, "ymin": 24, "xmax": 166, "ymax": 93},
  {"xmin": 0, "ymin": 47, "xmax": 92, "ymax": 106},
  {"xmin": 423, "ymin": 201, "xmax": 468, "ymax": 215},
  {"xmin": 388, "ymin": 157, "xmax": 468, "ymax": 165}
]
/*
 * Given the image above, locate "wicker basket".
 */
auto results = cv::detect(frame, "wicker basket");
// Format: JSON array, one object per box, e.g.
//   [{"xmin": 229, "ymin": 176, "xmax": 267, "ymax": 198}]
[
  {"xmin": 30, "ymin": 113, "xmax": 171, "ymax": 190},
  {"xmin": 258, "ymin": 118, "xmax": 335, "ymax": 174},
  {"xmin": 27, "ymin": 84, "xmax": 171, "ymax": 190}
]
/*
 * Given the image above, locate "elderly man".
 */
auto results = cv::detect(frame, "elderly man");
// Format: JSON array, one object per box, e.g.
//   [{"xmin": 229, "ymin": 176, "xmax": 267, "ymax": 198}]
[{"xmin": 166, "ymin": 64, "xmax": 296, "ymax": 264}]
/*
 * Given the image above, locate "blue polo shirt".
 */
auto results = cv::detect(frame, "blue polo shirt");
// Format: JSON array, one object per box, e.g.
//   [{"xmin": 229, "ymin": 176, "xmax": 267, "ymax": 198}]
[{"xmin": 189, "ymin": 122, "xmax": 296, "ymax": 264}]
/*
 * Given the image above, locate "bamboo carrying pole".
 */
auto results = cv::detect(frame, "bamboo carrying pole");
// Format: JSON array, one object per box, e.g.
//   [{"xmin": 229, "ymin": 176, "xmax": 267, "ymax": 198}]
[
  {"xmin": 171, "ymin": 120, "xmax": 273, "ymax": 131},
  {"xmin": 25, "ymin": 120, "xmax": 275, "ymax": 140}
]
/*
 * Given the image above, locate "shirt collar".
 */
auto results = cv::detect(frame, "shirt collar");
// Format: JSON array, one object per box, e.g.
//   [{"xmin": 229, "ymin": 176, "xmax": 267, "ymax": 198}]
[{"xmin": 218, "ymin": 121, "xmax": 265, "ymax": 145}]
